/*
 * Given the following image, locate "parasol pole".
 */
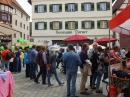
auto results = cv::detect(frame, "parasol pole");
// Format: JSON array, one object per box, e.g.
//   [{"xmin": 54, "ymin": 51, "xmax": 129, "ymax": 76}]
[{"xmin": 108, "ymin": 28, "xmax": 111, "ymax": 92}]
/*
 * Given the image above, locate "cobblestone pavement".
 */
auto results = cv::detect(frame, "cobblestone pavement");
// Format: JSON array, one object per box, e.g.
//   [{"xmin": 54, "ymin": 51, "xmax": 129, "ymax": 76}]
[{"xmin": 12, "ymin": 67, "xmax": 106, "ymax": 97}]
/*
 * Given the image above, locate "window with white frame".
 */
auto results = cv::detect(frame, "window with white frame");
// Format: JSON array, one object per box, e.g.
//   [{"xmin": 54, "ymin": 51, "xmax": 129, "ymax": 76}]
[
  {"xmin": 38, "ymin": 22, "xmax": 44, "ymax": 30},
  {"xmin": 100, "ymin": 21, "xmax": 107, "ymax": 28},
  {"xmin": 68, "ymin": 22, "xmax": 75, "ymax": 29},
  {"xmin": 38, "ymin": 5, "xmax": 44, "ymax": 13},
  {"xmin": 53, "ymin": 22, "xmax": 59, "ymax": 30},
  {"xmin": 2, "ymin": 14, "xmax": 7, "ymax": 20},
  {"xmin": 100, "ymin": 3, "xmax": 106, "ymax": 10},
  {"xmin": 85, "ymin": 21, "xmax": 91, "ymax": 29},
  {"xmin": 53, "ymin": 5, "xmax": 59, "ymax": 12},
  {"xmin": 84, "ymin": 3, "xmax": 91, "ymax": 11},
  {"xmin": 68, "ymin": 4, "xmax": 75, "ymax": 11}
]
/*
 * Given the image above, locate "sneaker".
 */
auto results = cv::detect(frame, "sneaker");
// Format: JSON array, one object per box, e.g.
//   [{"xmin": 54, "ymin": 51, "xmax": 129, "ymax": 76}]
[
  {"xmin": 59, "ymin": 82, "xmax": 64, "ymax": 86},
  {"xmin": 48, "ymin": 84, "xmax": 53, "ymax": 87}
]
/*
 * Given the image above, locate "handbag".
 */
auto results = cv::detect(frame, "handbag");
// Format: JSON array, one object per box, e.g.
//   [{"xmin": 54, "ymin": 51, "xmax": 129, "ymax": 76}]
[{"xmin": 46, "ymin": 64, "xmax": 51, "ymax": 71}]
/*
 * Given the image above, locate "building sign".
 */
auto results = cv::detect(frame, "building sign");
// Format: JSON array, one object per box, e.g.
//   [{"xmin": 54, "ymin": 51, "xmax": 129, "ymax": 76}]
[{"xmin": 56, "ymin": 30, "xmax": 87, "ymax": 34}]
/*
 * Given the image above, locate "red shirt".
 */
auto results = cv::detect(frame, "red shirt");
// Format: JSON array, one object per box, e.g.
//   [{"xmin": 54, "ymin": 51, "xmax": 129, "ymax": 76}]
[
  {"xmin": 1, "ymin": 49, "xmax": 9, "ymax": 61},
  {"xmin": 110, "ymin": 50, "xmax": 116, "ymax": 64}
]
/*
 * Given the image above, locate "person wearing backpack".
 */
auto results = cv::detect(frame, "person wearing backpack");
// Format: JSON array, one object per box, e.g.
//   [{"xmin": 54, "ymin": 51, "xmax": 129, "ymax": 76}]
[
  {"xmin": 34, "ymin": 46, "xmax": 47, "ymax": 85},
  {"xmin": 1, "ymin": 46, "xmax": 12, "ymax": 70}
]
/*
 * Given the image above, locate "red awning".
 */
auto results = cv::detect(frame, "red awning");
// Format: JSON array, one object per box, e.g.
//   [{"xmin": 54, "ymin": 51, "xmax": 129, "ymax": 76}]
[
  {"xmin": 109, "ymin": 5, "xmax": 130, "ymax": 35},
  {"xmin": 95, "ymin": 37, "xmax": 117, "ymax": 43}
]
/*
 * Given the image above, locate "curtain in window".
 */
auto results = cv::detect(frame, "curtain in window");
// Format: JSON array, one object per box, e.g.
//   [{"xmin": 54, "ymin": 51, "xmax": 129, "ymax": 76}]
[
  {"xmin": 53, "ymin": 5, "xmax": 59, "ymax": 12},
  {"xmin": 38, "ymin": 5, "xmax": 44, "ymax": 12},
  {"xmin": 2, "ymin": 14, "xmax": 7, "ymax": 20},
  {"xmin": 38, "ymin": 23, "xmax": 44, "ymax": 29},
  {"xmin": 100, "ymin": 21, "xmax": 107, "ymax": 28},
  {"xmin": 84, "ymin": 4, "xmax": 91, "ymax": 11},
  {"xmin": 85, "ymin": 22, "xmax": 91, "ymax": 28},
  {"xmin": 68, "ymin": 22, "xmax": 75, "ymax": 29},
  {"xmin": 53, "ymin": 22, "xmax": 59, "ymax": 29},
  {"xmin": 68, "ymin": 4, "xmax": 75, "ymax": 11},
  {"xmin": 100, "ymin": 3, "xmax": 106, "ymax": 10}
]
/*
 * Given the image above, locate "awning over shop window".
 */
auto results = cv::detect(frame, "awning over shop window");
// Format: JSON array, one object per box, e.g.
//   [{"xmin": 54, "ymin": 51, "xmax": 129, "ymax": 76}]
[{"xmin": 0, "ymin": 23, "xmax": 21, "ymax": 35}]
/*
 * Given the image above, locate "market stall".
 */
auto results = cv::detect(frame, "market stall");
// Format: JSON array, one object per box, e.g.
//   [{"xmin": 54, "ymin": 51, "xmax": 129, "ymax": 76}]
[{"xmin": 108, "ymin": 4, "xmax": 130, "ymax": 97}]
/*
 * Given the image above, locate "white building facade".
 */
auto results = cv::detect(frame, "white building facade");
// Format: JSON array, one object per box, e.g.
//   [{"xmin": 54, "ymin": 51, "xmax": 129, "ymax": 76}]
[
  {"xmin": 11, "ymin": 0, "xmax": 30, "ymax": 45},
  {"xmin": 31, "ymin": 0, "xmax": 112, "ymax": 46}
]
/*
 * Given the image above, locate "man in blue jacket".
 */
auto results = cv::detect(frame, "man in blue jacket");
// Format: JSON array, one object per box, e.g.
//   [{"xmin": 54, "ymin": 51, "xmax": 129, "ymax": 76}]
[{"xmin": 63, "ymin": 44, "xmax": 81, "ymax": 97}]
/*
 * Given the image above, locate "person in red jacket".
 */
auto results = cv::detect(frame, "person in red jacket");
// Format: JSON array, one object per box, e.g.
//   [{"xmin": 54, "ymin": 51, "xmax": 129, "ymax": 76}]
[{"xmin": 1, "ymin": 46, "xmax": 10, "ymax": 70}]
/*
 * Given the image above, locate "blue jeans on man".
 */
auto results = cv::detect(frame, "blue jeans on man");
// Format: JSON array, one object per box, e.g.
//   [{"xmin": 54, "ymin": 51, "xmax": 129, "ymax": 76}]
[
  {"xmin": 1, "ymin": 60, "xmax": 9, "ymax": 70},
  {"xmin": 30, "ymin": 62, "xmax": 37, "ymax": 79},
  {"xmin": 92, "ymin": 72, "xmax": 102, "ymax": 89},
  {"xmin": 66, "ymin": 71, "xmax": 77, "ymax": 97}
]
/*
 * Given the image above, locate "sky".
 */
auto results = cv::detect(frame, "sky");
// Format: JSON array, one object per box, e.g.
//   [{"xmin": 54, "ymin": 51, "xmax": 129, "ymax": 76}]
[{"xmin": 16, "ymin": 0, "xmax": 32, "ymax": 21}]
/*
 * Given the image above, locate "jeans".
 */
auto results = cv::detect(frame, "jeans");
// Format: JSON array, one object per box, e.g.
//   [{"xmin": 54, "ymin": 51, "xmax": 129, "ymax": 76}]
[
  {"xmin": 51, "ymin": 68, "xmax": 61, "ymax": 84},
  {"xmin": 66, "ymin": 71, "xmax": 77, "ymax": 97},
  {"xmin": 90, "ymin": 69, "xmax": 94, "ymax": 87},
  {"xmin": 103, "ymin": 66, "xmax": 108, "ymax": 80},
  {"xmin": 92, "ymin": 72, "xmax": 102, "ymax": 89},
  {"xmin": 25, "ymin": 64, "xmax": 30, "ymax": 77},
  {"xmin": 1, "ymin": 61, "xmax": 9, "ymax": 70},
  {"xmin": 35, "ymin": 65, "xmax": 46, "ymax": 84},
  {"xmin": 30, "ymin": 62, "xmax": 37, "ymax": 79}
]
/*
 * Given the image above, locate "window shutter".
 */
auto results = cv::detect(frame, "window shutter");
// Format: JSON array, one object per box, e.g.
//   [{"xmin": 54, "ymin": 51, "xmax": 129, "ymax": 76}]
[
  {"xmin": 81, "ymin": 3, "xmax": 84, "ymax": 11},
  {"xmin": 35, "ymin": 22, "xmax": 38, "ymax": 30},
  {"xmin": 35, "ymin": 5, "xmax": 38, "ymax": 13},
  {"xmin": 75, "ymin": 3, "xmax": 78, "ymax": 11},
  {"xmin": 91, "ymin": 3, "xmax": 94, "ymax": 11},
  {"xmin": 65, "ymin": 21, "xmax": 68, "ymax": 29},
  {"xmin": 44, "ymin": 5, "xmax": 47, "ymax": 12},
  {"xmin": 91, "ymin": 21, "xmax": 95, "ymax": 29},
  {"xmin": 50, "ymin": 22, "xmax": 53, "ymax": 30},
  {"xmin": 97, "ymin": 21, "xmax": 100, "ymax": 29},
  {"xmin": 49, "ymin": 4, "xmax": 52, "ymax": 12},
  {"xmin": 65, "ymin": 4, "xmax": 68, "ymax": 12},
  {"xmin": 97, "ymin": 3, "xmax": 100, "ymax": 11},
  {"xmin": 75, "ymin": 21, "xmax": 78, "ymax": 29},
  {"xmin": 44, "ymin": 22, "xmax": 47, "ymax": 30},
  {"xmin": 59, "ymin": 22, "xmax": 62, "ymax": 29},
  {"xmin": 107, "ymin": 2, "xmax": 110, "ymax": 10},
  {"xmin": 81, "ymin": 21, "xmax": 85, "ymax": 29},
  {"xmin": 106, "ymin": 20, "xmax": 108, "ymax": 28},
  {"xmin": 59, "ymin": 4, "xmax": 62, "ymax": 12}
]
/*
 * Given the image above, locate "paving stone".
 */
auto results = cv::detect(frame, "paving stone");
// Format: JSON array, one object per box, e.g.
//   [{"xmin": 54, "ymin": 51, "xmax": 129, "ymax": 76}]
[{"xmin": 12, "ymin": 67, "xmax": 105, "ymax": 97}]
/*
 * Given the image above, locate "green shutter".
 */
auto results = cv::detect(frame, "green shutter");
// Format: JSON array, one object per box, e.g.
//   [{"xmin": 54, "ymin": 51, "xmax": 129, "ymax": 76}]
[
  {"xmin": 91, "ymin": 21, "xmax": 95, "ymax": 29},
  {"xmin": 44, "ymin": 5, "xmax": 47, "ymax": 12},
  {"xmin": 97, "ymin": 21, "xmax": 100, "ymax": 29},
  {"xmin": 75, "ymin": 3, "xmax": 78, "ymax": 11},
  {"xmin": 35, "ymin": 5, "xmax": 38, "ymax": 13},
  {"xmin": 106, "ymin": 20, "xmax": 108, "ymax": 28},
  {"xmin": 97, "ymin": 3, "xmax": 100, "ymax": 11},
  {"xmin": 65, "ymin": 21, "xmax": 68, "ymax": 29},
  {"xmin": 35, "ymin": 22, "xmax": 38, "ymax": 30},
  {"xmin": 49, "ymin": 4, "xmax": 52, "ymax": 12},
  {"xmin": 44, "ymin": 22, "xmax": 47, "ymax": 30},
  {"xmin": 81, "ymin": 3, "xmax": 84, "ymax": 11},
  {"xmin": 81, "ymin": 21, "xmax": 85, "ymax": 29},
  {"xmin": 91, "ymin": 3, "xmax": 94, "ymax": 11},
  {"xmin": 107, "ymin": 2, "xmax": 110, "ymax": 10},
  {"xmin": 65, "ymin": 4, "xmax": 68, "ymax": 12},
  {"xmin": 50, "ymin": 22, "xmax": 53, "ymax": 30},
  {"xmin": 59, "ymin": 22, "xmax": 62, "ymax": 29},
  {"xmin": 59, "ymin": 4, "xmax": 62, "ymax": 12},
  {"xmin": 75, "ymin": 21, "xmax": 78, "ymax": 29}
]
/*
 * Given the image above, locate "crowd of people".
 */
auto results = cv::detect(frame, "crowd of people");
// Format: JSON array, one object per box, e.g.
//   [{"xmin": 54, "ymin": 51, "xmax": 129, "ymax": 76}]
[{"xmin": 0, "ymin": 43, "xmax": 130, "ymax": 97}]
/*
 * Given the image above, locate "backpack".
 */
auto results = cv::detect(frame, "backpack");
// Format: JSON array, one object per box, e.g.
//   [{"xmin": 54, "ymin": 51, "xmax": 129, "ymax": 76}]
[
  {"xmin": 6, "ymin": 51, "xmax": 12, "ymax": 60},
  {"xmin": 36, "ymin": 50, "xmax": 44, "ymax": 65}
]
